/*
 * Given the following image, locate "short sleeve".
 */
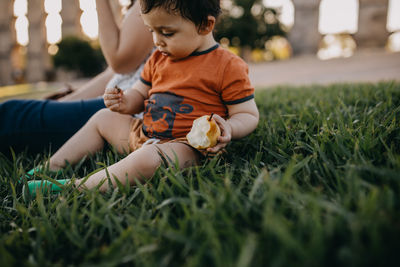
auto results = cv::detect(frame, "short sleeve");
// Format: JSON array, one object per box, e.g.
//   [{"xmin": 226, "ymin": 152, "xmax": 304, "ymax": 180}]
[
  {"xmin": 220, "ymin": 56, "xmax": 254, "ymax": 105},
  {"xmin": 140, "ymin": 51, "xmax": 157, "ymax": 86}
]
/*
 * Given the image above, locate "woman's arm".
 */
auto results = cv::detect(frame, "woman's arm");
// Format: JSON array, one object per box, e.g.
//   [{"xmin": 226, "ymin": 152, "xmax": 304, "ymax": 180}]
[
  {"xmin": 59, "ymin": 1, "xmax": 154, "ymax": 101},
  {"xmin": 96, "ymin": 0, "xmax": 154, "ymax": 74}
]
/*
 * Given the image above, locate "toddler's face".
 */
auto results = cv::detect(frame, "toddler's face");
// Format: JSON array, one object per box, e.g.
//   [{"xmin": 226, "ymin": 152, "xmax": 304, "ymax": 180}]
[{"xmin": 141, "ymin": 7, "xmax": 205, "ymax": 61}]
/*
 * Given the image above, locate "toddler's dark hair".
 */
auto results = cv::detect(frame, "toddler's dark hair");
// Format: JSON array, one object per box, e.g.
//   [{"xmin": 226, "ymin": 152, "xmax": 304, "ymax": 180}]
[{"xmin": 140, "ymin": 0, "xmax": 221, "ymax": 29}]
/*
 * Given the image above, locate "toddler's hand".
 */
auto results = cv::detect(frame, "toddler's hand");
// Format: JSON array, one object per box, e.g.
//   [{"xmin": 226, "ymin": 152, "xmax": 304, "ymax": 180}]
[
  {"xmin": 207, "ymin": 114, "xmax": 232, "ymax": 153},
  {"xmin": 104, "ymin": 86, "xmax": 123, "ymax": 112}
]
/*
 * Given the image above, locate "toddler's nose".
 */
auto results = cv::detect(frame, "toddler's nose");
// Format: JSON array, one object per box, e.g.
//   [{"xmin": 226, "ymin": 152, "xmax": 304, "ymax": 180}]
[{"xmin": 153, "ymin": 34, "xmax": 165, "ymax": 47}]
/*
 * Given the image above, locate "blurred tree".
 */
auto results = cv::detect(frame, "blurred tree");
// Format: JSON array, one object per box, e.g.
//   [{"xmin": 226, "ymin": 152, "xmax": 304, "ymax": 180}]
[
  {"xmin": 52, "ymin": 36, "xmax": 106, "ymax": 77},
  {"xmin": 215, "ymin": 0, "xmax": 285, "ymax": 49}
]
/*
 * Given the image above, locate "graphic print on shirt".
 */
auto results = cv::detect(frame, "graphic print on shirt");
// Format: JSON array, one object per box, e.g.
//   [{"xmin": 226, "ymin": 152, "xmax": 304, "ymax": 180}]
[{"xmin": 143, "ymin": 93, "xmax": 193, "ymax": 138}]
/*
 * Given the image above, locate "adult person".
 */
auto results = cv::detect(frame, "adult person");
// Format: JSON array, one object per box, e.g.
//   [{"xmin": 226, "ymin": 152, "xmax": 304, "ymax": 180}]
[{"xmin": 0, "ymin": 0, "xmax": 154, "ymax": 158}]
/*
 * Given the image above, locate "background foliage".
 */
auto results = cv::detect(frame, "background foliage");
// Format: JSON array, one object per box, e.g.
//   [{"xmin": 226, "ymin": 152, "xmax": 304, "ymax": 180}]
[
  {"xmin": 214, "ymin": 0, "xmax": 286, "ymax": 49},
  {"xmin": 52, "ymin": 36, "xmax": 106, "ymax": 77}
]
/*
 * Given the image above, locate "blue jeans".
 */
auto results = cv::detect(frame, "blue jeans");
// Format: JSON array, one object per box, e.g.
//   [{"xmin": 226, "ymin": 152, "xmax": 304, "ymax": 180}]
[{"xmin": 0, "ymin": 98, "xmax": 106, "ymax": 158}]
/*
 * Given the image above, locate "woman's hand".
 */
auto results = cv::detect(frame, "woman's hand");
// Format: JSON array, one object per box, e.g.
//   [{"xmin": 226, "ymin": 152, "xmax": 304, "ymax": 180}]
[
  {"xmin": 103, "ymin": 86, "xmax": 124, "ymax": 112},
  {"xmin": 207, "ymin": 114, "xmax": 232, "ymax": 153}
]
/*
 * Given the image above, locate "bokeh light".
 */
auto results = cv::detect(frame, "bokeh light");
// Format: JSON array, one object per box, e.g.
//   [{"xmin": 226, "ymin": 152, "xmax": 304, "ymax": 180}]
[
  {"xmin": 263, "ymin": 0, "xmax": 294, "ymax": 31},
  {"xmin": 45, "ymin": 0, "xmax": 62, "ymax": 44},
  {"xmin": 386, "ymin": 0, "xmax": 400, "ymax": 52},
  {"xmin": 13, "ymin": 0, "xmax": 27, "ymax": 16},
  {"xmin": 387, "ymin": 32, "xmax": 400, "ymax": 52},
  {"xmin": 319, "ymin": 0, "xmax": 358, "ymax": 35},
  {"xmin": 14, "ymin": 0, "xmax": 29, "ymax": 46},
  {"xmin": 318, "ymin": 34, "xmax": 356, "ymax": 60},
  {"xmin": 79, "ymin": 0, "xmax": 98, "ymax": 39},
  {"xmin": 387, "ymin": 0, "xmax": 400, "ymax": 32}
]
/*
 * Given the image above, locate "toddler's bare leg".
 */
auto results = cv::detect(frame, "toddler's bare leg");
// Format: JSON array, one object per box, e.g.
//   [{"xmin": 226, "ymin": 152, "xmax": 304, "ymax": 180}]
[
  {"xmin": 50, "ymin": 109, "xmax": 134, "ymax": 170},
  {"xmin": 75, "ymin": 142, "xmax": 200, "ymax": 192}
]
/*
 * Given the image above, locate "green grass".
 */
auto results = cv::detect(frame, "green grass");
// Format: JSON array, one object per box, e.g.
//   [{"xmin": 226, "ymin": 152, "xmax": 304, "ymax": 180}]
[{"xmin": 1, "ymin": 82, "xmax": 400, "ymax": 266}]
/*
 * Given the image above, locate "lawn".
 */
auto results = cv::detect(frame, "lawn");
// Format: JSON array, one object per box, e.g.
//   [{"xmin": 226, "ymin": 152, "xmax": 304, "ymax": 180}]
[{"xmin": 1, "ymin": 82, "xmax": 399, "ymax": 266}]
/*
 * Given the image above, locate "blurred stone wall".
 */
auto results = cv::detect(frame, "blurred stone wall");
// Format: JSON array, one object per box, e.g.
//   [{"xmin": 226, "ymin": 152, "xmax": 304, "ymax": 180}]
[
  {"xmin": 354, "ymin": 0, "xmax": 389, "ymax": 48},
  {"xmin": 288, "ymin": 0, "xmax": 321, "ymax": 55},
  {"xmin": 0, "ymin": 0, "xmax": 82, "ymax": 86},
  {"xmin": 0, "ymin": 0, "xmax": 393, "ymax": 85},
  {"xmin": 26, "ymin": 0, "xmax": 48, "ymax": 82},
  {"xmin": 0, "ymin": 1, "xmax": 15, "ymax": 85},
  {"xmin": 288, "ymin": 0, "xmax": 390, "ymax": 55}
]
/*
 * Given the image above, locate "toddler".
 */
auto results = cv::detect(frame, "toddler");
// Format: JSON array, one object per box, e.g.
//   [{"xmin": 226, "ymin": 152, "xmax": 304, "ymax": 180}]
[{"xmin": 24, "ymin": 0, "xmax": 259, "ymax": 197}]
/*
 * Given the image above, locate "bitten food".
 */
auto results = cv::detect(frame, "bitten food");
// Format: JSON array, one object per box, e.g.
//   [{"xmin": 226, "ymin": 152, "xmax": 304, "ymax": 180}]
[{"xmin": 186, "ymin": 114, "xmax": 221, "ymax": 149}]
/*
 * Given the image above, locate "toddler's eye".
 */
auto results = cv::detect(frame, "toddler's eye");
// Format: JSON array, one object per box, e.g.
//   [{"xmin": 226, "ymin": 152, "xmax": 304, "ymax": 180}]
[{"xmin": 162, "ymin": 32, "xmax": 174, "ymax": 37}]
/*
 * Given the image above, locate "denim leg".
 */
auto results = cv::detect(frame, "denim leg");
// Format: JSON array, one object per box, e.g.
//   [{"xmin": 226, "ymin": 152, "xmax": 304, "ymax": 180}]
[{"xmin": 0, "ymin": 98, "xmax": 105, "ymax": 157}]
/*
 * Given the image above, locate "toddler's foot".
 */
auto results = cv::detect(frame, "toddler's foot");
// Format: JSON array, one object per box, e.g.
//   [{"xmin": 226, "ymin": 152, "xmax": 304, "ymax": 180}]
[
  {"xmin": 21, "ymin": 166, "xmax": 63, "ymax": 183},
  {"xmin": 22, "ymin": 179, "xmax": 70, "ymax": 201}
]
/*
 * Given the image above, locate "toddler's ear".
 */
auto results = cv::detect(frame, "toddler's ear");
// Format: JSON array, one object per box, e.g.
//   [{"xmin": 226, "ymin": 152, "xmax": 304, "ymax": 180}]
[{"xmin": 199, "ymin": 16, "xmax": 216, "ymax": 35}]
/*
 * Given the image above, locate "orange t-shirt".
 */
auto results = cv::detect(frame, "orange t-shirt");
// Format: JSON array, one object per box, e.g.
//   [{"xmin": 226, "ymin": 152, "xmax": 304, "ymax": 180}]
[{"xmin": 140, "ymin": 44, "xmax": 254, "ymax": 139}]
